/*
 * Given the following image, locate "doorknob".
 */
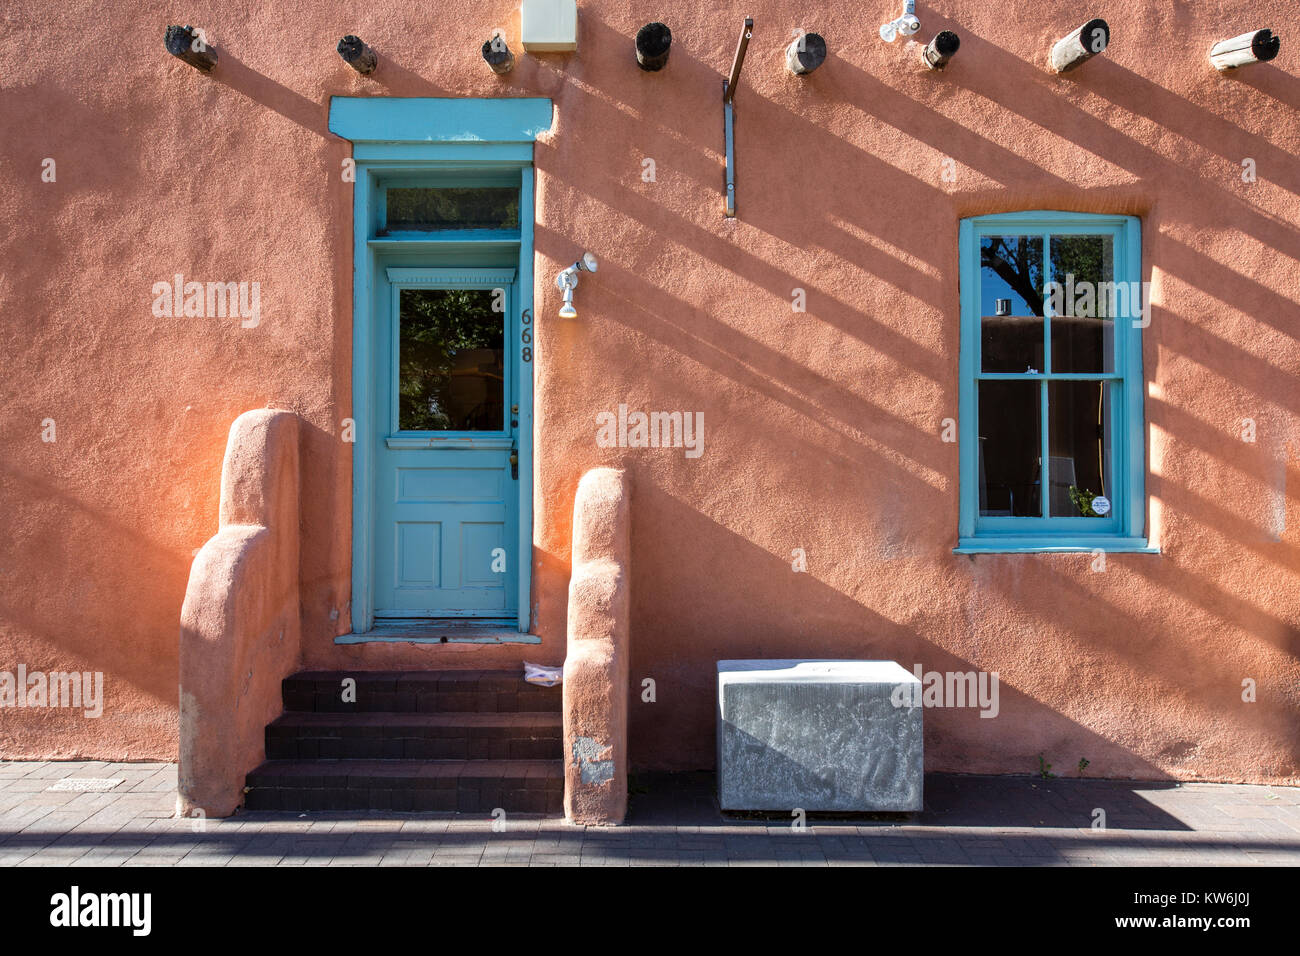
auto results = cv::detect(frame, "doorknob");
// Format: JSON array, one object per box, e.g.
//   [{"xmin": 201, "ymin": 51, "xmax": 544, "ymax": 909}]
[{"xmin": 510, "ymin": 441, "xmax": 519, "ymax": 480}]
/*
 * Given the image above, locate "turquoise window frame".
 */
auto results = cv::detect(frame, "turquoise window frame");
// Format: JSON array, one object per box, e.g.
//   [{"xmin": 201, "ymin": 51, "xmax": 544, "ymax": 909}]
[
  {"xmin": 329, "ymin": 97, "xmax": 552, "ymax": 632},
  {"xmin": 956, "ymin": 211, "xmax": 1155, "ymax": 554}
]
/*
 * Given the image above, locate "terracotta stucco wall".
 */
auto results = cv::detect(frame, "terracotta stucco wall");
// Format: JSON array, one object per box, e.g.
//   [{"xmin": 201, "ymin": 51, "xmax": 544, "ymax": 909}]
[{"xmin": 1, "ymin": 1, "xmax": 1297, "ymax": 782}]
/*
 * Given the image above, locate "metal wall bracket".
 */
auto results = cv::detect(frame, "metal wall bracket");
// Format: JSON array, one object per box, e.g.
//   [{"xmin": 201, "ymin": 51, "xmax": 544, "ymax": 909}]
[
  {"xmin": 722, "ymin": 17, "xmax": 752, "ymax": 218},
  {"xmin": 723, "ymin": 83, "xmax": 736, "ymax": 216}
]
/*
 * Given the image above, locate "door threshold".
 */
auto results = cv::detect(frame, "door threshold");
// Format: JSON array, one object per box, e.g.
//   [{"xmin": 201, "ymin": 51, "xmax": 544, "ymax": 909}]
[{"xmin": 336, "ymin": 623, "xmax": 540, "ymax": 645}]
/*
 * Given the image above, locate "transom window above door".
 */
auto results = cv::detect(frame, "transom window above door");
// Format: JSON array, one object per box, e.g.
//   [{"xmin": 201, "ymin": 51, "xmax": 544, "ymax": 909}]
[
  {"xmin": 957, "ymin": 212, "xmax": 1153, "ymax": 553},
  {"xmin": 384, "ymin": 186, "xmax": 519, "ymax": 233},
  {"xmin": 373, "ymin": 172, "xmax": 523, "ymax": 239}
]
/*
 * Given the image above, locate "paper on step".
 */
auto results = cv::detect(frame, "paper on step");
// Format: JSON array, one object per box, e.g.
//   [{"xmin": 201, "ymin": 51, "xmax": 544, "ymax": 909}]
[{"xmin": 523, "ymin": 661, "xmax": 563, "ymax": 687}]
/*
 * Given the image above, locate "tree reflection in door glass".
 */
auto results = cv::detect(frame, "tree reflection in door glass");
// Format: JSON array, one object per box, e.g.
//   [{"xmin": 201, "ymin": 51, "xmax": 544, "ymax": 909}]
[{"xmin": 399, "ymin": 288, "xmax": 504, "ymax": 431}]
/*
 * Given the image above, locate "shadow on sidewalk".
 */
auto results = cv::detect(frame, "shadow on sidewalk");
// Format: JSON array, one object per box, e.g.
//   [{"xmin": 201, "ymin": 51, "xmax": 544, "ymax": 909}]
[{"xmin": 631, "ymin": 771, "xmax": 1208, "ymax": 832}]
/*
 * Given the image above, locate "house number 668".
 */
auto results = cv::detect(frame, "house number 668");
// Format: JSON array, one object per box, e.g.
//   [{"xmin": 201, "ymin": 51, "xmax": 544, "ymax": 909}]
[{"xmin": 521, "ymin": 308, "xmax": 532, "ymax": 363}]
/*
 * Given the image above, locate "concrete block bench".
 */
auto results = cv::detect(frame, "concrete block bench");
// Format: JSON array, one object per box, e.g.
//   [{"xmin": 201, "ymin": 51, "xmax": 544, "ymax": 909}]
[{"xmin": 717, "ymin": 659, "xmax": 922, "ymax": 812}]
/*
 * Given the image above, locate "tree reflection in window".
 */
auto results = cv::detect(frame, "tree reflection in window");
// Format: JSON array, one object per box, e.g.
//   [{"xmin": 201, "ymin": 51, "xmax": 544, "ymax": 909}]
[
  {"xmin": 398, "ymin": 288, "xmax": 504, "ymax": 431},
  {"xmin": 981, "ymin": 235, "xmax": 1045, "ymax": 317}
]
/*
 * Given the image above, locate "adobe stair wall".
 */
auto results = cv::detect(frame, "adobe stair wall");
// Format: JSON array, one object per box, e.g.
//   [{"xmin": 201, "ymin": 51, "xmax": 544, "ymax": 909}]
[
  {"xmin": 562, "ymin": 467, "xmax": 631, "ymax": 825},
  {"xmin": 178, "ymin": 409, "xmax": 303, "ymax": 818}
]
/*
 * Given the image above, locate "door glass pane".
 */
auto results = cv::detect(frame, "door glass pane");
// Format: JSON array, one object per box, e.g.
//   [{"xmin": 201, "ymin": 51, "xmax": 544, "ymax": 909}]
[
  {"xmin": 978, "ymin": 380, "xmax": 1041, "ymax": 517},
  {"xmin": 398, "ymin": 288, "xmax": 504, "ymax": 431},
  {"xmin": 980, "ymin": 235, "xmax": 1044, "ymax": 373},
  {"xmin": 385, "ymin": 187, "xmax": 519, "ymax": 232},
  {"xmin": 1047, "ymin": 380, "xmax": 1112, "ymax": 517},
  {"xmin": 1049, "ymin": 235, "xmax": 1115, "ymax": 373}
]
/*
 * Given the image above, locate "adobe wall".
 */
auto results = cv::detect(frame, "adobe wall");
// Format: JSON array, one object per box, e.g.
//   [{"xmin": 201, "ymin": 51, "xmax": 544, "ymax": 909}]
[{"xmin": 1, "ymin": 2, "xmax": 1296, "ymax": 783}]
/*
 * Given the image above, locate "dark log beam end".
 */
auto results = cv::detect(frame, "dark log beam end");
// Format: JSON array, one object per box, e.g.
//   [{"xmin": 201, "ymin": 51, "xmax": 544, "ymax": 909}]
[
  {"xmin": 337, "ymin": 35, "xmax": 378, "ymax": 75},
  {"xmin": 164, "ymin": 25, "xmax": 217, "ymax": 73},
  {"xmin": 922, "ymin": 30, "xmax": 960, "ymax": 70},
  {"xmin": 482, "ymin": 38, "xmax": 515, "ymax": 74},
  {"xmin": 786, "ymin": 33, "xmax": 827, "ymax": 75},
  {"xmin": 1210, "ymin": 29, "xmax": 1281, "ymax": 70},
  {"xmin": 1252, "ymin": 29, "xmax": 1281, "ymax": 62},
  {"xmin": 636, "ymin": 22, "xmax": 672, "ymax": 72},
  {"xmin": 1051, "ymin": 18, "xmax": 1109, "ymax": 73}
]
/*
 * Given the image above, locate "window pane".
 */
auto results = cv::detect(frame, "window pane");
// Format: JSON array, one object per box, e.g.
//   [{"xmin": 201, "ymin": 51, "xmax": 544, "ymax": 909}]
[
  {"xmin": 385, "ymin": 187, "xmax": 519, "ymax": 231},
  {"xmin": 1049, "ymin": 235, "xmax": 1115, "ymax": 373},
  {"xmin": 980, "ymin": 235, "xmax": 1044, "ymax": 373},
  {"xmin": 978, "ymin": 380, "xmax": 1041, "ymax": 517},
  {"xmin": 1047, "ymin": 380, "xmax": 1112, "ymax": 517},
  {"xmin": 398, "ymin": 289, "xmax": 504, "ymax": 431}
]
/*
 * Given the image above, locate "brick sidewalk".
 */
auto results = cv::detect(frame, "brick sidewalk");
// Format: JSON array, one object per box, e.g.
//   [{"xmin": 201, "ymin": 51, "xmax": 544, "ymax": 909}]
[{"xmin": 1, "ymin": 761, "xmax": 1297, "ymax": 866}]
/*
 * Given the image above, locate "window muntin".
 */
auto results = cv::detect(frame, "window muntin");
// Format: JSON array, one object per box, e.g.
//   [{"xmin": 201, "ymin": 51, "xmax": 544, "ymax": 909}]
[{"xmin": 959, "ymin": 213, "xmax": 1146, "ymax": 550}]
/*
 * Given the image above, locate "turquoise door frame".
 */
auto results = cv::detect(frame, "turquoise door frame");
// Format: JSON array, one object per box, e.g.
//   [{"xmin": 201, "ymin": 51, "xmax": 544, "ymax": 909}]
[{"xmin": 330, "ymin": 97, "xmax": 553, "ymax": 634}]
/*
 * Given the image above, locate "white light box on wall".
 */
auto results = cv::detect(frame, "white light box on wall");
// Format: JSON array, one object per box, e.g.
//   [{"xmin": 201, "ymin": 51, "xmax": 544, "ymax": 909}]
[{"xmin": 521, "ymin": 0, "xmax": 578, "ymax": 52}]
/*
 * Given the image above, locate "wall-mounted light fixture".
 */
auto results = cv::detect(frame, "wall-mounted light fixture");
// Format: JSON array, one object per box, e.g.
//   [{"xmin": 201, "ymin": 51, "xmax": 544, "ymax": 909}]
[
  {"xmin": 786, "ymin": 32, "xmax": 827, "ymax": 75},
  {"xmin": 921, "ymin": 31, "xmax": 960, "ymax": 70},
  {"xmin": 1210, "ymin": 29, "xmax": 1280, "ymax": 70},
  {"xmin": 636, "ymin": 23, "xmax": 672, "ymax": 71},
  {"xmin": 556, "ymin": 253, "xmax": 598, "ymax": 318},
  {"xmin": 165, "ymin": 25, "xmax": 217, "ymax": 73},
  {"xmin": 337, "ymin": 35, "xmax": 377, "ymax": 75},
  {"xmin": 1051, "ymin": 19, "xmax": 1109, "ymax": 73},
  {"xmin": 483, "ymin": 32, "xmax": 515, "ymax": 74},
  {"xmin": 880, "ymin": 1, "xmax": 920, "ymax": 43}
]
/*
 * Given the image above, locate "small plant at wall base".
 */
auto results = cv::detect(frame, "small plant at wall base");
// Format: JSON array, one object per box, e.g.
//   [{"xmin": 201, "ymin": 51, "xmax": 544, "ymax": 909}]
[
  {"xmin": 1037, "ymin": 754, "xmax": 1056, "ymax": 779},
  {"xmin": 1078, "ymin": 758, "xmax": 1090, "ymax": 777},
  {"xmin": 1069, "ymin": 485, "xmax": 1103, "ymax": 517}
]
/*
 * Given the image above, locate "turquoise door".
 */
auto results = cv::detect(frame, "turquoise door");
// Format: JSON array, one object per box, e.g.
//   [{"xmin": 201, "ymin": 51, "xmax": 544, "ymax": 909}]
[{"xmin": 372, "ymin": 268, "xmax": 520, "ymax": 622}]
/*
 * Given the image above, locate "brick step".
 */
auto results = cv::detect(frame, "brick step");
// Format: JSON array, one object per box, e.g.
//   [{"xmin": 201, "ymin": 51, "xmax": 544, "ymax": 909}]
[
  {"xmin": 265, "ymin": 711, "xmax": 563, "ymax": 761},
  {"xmin": 245, "ymin": 759, "xmax": 564, "ymax": 813},
  {"xmin": 282, "ymin": 669, "xmax": 561, "ymax": 714}
]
